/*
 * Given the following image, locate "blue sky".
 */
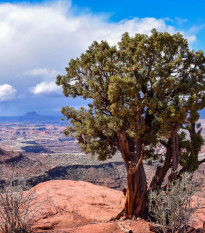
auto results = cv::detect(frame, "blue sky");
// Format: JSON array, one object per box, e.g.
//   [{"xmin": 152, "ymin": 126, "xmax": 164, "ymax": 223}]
[{"xmin": 0, "ymin": 0, "xmax": 205, "ymax": 116}]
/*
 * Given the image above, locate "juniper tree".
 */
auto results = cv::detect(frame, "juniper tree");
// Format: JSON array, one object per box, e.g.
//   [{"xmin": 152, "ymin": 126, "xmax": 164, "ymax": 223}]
[{"xmin": 56, "ymin": 29, "xmax": 205, "ymax": 218}]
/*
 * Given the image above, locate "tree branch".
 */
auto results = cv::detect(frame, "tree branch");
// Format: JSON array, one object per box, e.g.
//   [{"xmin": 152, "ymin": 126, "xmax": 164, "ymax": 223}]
[
  {"xmin": 160, "ymin": 139, "xmax": 168, "ymax": 149},
  {"xmin": 129, "ymin": 144, "xmax": 145, "ymax": 176},
  {"xmin": 199, "ymin": 158, "xmax": 205, "ymax": 165}
]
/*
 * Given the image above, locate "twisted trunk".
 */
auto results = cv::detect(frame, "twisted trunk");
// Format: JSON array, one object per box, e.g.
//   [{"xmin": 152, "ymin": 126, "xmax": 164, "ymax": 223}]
[
  {"xmin": 126, "ymin": 161, "xmax": 147, "ymax": 217},
  {"xmin": 149, "ymin": 138, "xmax": 172, "ymax": 191},
  {"xmin": 149, "ymin": 128, "xmax": 181, "ymax": 192},
  {"xmin": 118, "ymin": 133, "xmax": 147, "ymax": 218}
]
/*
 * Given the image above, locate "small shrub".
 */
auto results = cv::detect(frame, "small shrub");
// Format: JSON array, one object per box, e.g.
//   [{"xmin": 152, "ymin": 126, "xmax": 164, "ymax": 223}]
[
  {"xmin": 0, "ymin": 175, "xmax": 49, "ymax": 233},
  {"xmin": 148, "ymin": 172, "xmax": 200, "ymax": 232}
]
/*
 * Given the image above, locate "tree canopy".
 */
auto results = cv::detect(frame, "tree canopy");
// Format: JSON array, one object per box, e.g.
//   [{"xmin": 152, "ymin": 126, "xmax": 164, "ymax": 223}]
[{"xmin": 56, "ymin": 29, "xmax": 205, "ymax": 217}]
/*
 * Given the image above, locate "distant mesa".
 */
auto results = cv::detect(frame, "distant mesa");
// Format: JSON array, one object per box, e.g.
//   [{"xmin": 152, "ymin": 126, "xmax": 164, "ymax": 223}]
[
  {"xmin": 24, "ymin": 111, "xmax": 40, "ymax": 119},
  {"xmin": 23, "ymin": 111, "xmax": 47, "ymax": 122},
  {"xmin": 23, "ymin": 111, "xmax": 48, "ymax": 121},
  {"xmin": 21, "ymin": 144, "xmax": 53, "ymax": 153},
  {"xmin": 22, "ymin": 112, "xmax": 63, "ymax": 124},
  {"xmin": 0, "ymin": 111, "xmax": 63, "ymax": 124}
]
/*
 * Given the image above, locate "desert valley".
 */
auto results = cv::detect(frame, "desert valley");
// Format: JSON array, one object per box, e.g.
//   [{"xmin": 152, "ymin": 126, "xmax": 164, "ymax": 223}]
[
  {"xmin": 0, "ymin": 113, "xmax": 204, "ymax": 232},
  {"xmin": 0, "ymin": 113, "xmax": 128, "ymax": 189},
  {"xmin": 1, "ymin": 1, "xmax": 205, "ymax": 232}
]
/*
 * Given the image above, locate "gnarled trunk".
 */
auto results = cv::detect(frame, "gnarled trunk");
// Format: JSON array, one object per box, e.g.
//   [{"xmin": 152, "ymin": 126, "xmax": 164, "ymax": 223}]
[
  {"xmin": 118, "ymin": 132, "xmax": 148, "ymax": 218},
  {"xmin": 126, "ymin": 162, "xmax": 147, "ymax": 218},
  {"xmin": 149, "ymin": 138, "xmax": 172, "ymax": 191}
]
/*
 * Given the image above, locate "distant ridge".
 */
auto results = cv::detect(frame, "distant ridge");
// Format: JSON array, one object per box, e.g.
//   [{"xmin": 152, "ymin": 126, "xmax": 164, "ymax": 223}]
[
  {"xmin": 0, "ymin": 147, "xmax": 20, "ymax": 163},
  {"xmin": 0, "ymin": 147, "xmax": 13, "ymax": 158},
  {"xmin": 0, "ymin": 111, "xmax": 204, "ymax": 123},
  {"xmin": 0, "ymin": 112, "xmax": 63, "ymax": 124}
]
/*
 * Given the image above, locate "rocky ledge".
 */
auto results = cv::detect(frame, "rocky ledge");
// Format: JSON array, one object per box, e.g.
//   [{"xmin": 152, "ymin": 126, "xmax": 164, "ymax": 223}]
[{"xmin": 29, "ymin": 180, "xmax": 205, "ymax": 233}]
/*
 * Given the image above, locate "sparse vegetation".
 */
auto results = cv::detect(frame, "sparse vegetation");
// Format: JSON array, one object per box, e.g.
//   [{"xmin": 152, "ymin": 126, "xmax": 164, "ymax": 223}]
[
  {"xmin": 148, "ymin": 173, "xmax": 200, "ymax": 232},
  {"xmin": 0, "ymin": 173, "xmax": 50, "ymax": 233}
]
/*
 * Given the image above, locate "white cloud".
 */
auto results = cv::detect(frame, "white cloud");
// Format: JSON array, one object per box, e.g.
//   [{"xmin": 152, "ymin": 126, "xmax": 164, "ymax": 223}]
[
  {"xmin": 101, "ymin": 18, "xmax": 176, "ymax": 45},
  {"xmin": 0, "ymin": 84, "xmax": 16, "ymax": 102},
  {"xmin": 0, "ymin": 1, "xmax": 197, "ymax": 83},
  {"xmin": 189, "ymin": 25, "xmax": 205, "ymax": 34},
  {"xmin": 175, "ymin": 17, "xmax": 188, "ymax": 25},
  {"xmin": 0, "ymin": 0, "xmax": 200, "ymax": 115},
  {"xmin": 24, "ymin": 68, "xmax": 60, "ymax": 82},
  {"xmin": 30, "ymin": 81, "xmax": 62, "ymax": 96},
  {"xmin": 185, "ymin": 35, "xmax": 197, "ymax": 43}
]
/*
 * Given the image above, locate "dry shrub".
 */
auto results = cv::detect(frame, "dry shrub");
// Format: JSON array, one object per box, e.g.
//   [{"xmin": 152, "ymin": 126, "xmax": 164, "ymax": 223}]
[
  {"xmin": 148, "ymin": 172, "xmax": 200, "ymax": 232},
  {"xmin": 0, "ymin": 174, "xmax": 50, "ymax": 233}
]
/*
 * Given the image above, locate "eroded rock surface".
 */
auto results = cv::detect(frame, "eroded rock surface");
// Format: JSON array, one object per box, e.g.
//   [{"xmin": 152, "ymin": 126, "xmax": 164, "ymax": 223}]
[
  {"xmin": 31, "ymin": 180, "xmax": 151, "ymax": 233},
  {"xmin": 30, "ymin": 180, "xmax": 205, "ymax": 233}
]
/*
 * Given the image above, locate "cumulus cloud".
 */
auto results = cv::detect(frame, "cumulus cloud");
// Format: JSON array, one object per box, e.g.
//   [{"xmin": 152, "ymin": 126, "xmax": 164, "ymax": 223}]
[
  {"xmin": 30, "ymin": 81, "xmax": 62, "ymax": 96},
  {"xmin": 24, "ymin": 68, "xmax": 60, "ymax": 83},
  {"xmin": 0, "ymin": 84, "xmax": 16, "ymax": 102},
  {"xmin": 0, "ymin": 0, "xmax": 200, "ymax": 115},
  {"xmin": 0, "ymin": 1, "xmax": 197, "ymax": 82},
  {"xmin": 24, "ymin": 68, "xmax": 59, "ymax": 77}
]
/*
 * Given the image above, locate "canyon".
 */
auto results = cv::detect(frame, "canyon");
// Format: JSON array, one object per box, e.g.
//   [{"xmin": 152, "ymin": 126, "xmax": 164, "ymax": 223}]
[{"xmin": 0, "ymin": 118, "xmax": 204, "ymax": 232}]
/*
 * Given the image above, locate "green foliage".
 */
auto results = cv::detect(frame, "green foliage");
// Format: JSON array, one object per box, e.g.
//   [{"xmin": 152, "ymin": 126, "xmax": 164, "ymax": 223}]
[
  {"xmin": 180, "ymin": 114, "xmax": 204, "ymax": 171},
  {"xmin": 149, "ymin": 173, "xmax": 200, "ymax": 232},
  {"xmin": 56, "ymin": 29, "xmax": 205, "ymax": 164}
]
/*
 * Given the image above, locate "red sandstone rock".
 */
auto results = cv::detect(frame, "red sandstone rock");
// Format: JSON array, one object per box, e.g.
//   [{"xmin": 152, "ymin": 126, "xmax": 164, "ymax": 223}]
[
  {"xmin": 30, "ymin": 180, "xmax": 152, "ymax": 232},
  {"xmin": 29, "ymin": 180, "xmax": 205, "ymax": 233}
]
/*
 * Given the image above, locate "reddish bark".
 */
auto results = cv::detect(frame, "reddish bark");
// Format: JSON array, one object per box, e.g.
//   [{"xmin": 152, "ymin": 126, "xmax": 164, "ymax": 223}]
[
  {"xmin": 149, "ymin": 138, "xmax": 172, "ymax": 191},
  {"xmin": 118, "ymin": 134, "xmax": 147, "ymax": 218},
  {"xmin": 126, "ymin": 163, "xmax": 147, "ymax": 217},
  {"xmin": 117, "ymin": 126, "xmax": 182, "ymax": 218}
]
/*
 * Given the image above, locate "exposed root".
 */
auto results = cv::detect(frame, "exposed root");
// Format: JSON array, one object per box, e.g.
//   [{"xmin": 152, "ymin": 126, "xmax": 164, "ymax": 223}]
[
  {"xmin": 117, "ymin": 221, "xmax": 133, "ymax": 233},
  {"xmin": 110, "ymin": 188, "xmax": 128, "ymax": 221},
  {"xmin": 109, "ymin": 207, "xmax": 126, "ymax": 221}
]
